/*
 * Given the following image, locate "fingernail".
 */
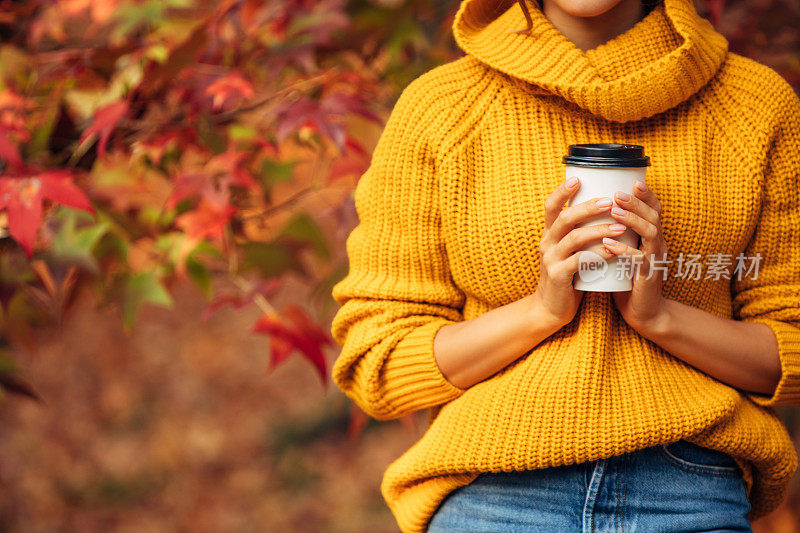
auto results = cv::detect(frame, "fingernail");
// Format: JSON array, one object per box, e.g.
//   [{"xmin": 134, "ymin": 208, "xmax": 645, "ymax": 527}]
[
  {"xmin": 595, "ymin": 197, "xmax": 612, "ymax": 208},
  {"xmin": 615, "ymin": 191, "xmax": 630, "ymax": 201},
  {"xmin": 566, "ymin": 176, "xmax": 578, "ymax": 188},
  {"xmin": 612, "ymin": 206, "xmax": 626, "ymax": 216},
  {"xmin": 635, "ymin": 180, "xmax": 647, "ymax": 191},
  {"xmin": 609, "ymin": 223, "xmax": 626, "ymax": 232},
  {"xmin": 603, "ymin": 237, "xmax": 619, "ymax": 246}
]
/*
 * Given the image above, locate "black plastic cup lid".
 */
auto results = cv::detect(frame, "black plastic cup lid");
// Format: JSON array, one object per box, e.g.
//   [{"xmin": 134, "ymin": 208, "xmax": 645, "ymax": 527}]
[{"xmin": 562, "ymin": 143, "xmax": 650, "ymax": 167}]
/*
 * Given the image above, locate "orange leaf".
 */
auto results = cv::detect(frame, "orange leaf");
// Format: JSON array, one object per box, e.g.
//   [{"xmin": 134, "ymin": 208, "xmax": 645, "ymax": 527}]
[
  {"xmin": 174, "ymin": 197, "xmax": 236, "ymax": 241},
  {"xmin": 79, "ymin": 100, "xmax": 129, "ymax": 159}
]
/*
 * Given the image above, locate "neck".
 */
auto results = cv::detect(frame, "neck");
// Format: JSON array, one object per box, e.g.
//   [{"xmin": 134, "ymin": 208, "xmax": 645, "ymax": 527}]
[{"xmin": 541, "ymin": 0, "xmax": 647, "ymax": 51}]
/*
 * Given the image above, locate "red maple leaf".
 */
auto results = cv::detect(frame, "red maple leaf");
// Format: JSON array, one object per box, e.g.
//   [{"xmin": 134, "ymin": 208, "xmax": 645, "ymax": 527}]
[
  {"xmin": 167, "ymin": 144, "xmax": 257, "ymax": 210},
  {"xmin": 166, "ymin": 170, "xmax": 213, "ymax": 210},
  {"xmin": 272, "ymin": 92, "xmax": 380, "ymax": 153},
  {"xmin": 136, "ymin": 131, "xmax": 183, "ymax": 166},
  {"xmin": 79, "ymin": 100, "xmax": 129, "ymax": 158},
  {"xmin": 252, "ymin": 306, "xmax": 331, "ymax": 386},
  {"xmin": 328, "ymin": 137, "xmax": 369, "ymax": 183},
  {"xmin": 267, "ymin": 334, "xmax": 295, "ymax": 371},
  {"xmin": 281, "ymin": 303, "xmax": 334, "ymax": 349},
  {"xmin": 0, "ymin": 167, "xmax": 95, "ymax": 257},
  {"xmin": 204, "ymin": 71, "xmax": 255, "ymax": 111},
  {"xmin": 207, "ymin": 146, "xmax": 259, "ymax": 191},
  {"xmin": 0, "ymin": 127, "xmax": 22, "ymax": 169}
]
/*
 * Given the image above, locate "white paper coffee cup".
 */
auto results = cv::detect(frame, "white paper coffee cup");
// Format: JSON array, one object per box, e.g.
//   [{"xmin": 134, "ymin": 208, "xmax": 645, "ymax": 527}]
[{"xmin": 562, "ymin": 144, "xmax": 651, "ymax": 292}]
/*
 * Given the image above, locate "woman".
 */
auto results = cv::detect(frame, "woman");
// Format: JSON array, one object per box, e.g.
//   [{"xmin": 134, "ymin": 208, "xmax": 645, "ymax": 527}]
[{"xmin": 329, "ymin": 0, "xmax": 800, "ymax": 531}]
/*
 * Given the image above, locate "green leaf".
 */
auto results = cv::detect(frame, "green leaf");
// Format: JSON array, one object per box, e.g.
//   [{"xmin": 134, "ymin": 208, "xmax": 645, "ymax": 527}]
[
  {"xmin": 145, "ymin": 43, "xmax": 169, "ymax": 63},
  {"xmin": 186, "ymin": 256, "xmax": 212, "ymax": 299},
  {"xmin": 258, "ymin": 159, "xmax": 296, "ymax": 184},
  {"xmin": 112, "ymin": 0, "xmax": 166, "ymax": 37},
  {"xmin": 229, "ymin": 124, "xmax": 257, "ymax": 142},
  {"xmin": 28, "ymin": 96, "xmax": 61, "ymax": 157},
  {"xmin": 197, "ymin": 114, "xmax": 225, "ymax": 154},
  {"xmin": 151, "ymin": 234, "xmax": 218, "ymax": 299},
  {"xmin": 94, "ymin": 231, "xmax": 129, "ymax": 264},
  {"xmin": 278, "ymin": 213, "xmax": 329, "ymax": 260},
  {"xmin": 0, "ymin": 350, "xmax": 17, "ymax": 374},
  {"xmin": 140, "ymin": 204, "xmax": 171, "ymax": 228},
  {"xmin": 153, "ymin": 232, "xmax": 182, "ymax": 267},
  {"xmin": 191, "ymin": 240, "xmax": 224, "ymax": 260},
  {"xmin": 240, "ymin": 242, "xmax": 307, "ymax": 278},
  {"xmin": 384, "ymin": 15, "xmax": 428, "ymax": 62},
  {"xmin": 122, "ymin": 271, "xmax": 173, "ymax": 329},
  {"xmin": 50, "ymin": 208, "xmax": 110, "ymax": 274}
]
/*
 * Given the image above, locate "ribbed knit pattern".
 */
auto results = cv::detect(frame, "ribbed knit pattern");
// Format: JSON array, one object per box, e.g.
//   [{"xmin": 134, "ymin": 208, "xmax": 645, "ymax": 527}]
[{"xmin": 329, "ymin": 0, "xmax": 800, "ymax": 531}]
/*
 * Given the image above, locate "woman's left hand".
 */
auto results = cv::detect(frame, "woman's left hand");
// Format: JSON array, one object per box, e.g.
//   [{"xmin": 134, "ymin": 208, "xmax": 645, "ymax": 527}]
[{"xmin": 602, "ymin": 180, "xmax": 670, "ymax": 334}]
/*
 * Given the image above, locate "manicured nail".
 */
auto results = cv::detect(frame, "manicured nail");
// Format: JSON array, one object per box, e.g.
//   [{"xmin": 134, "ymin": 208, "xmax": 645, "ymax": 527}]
[
  {"xmin": 615, "ymin": 191, "xmax": 630, "ymax": 201},
  {"xmin": 612, "ymin": 206, "xmax": 626, "ymax": 216},
  {"xmin": 603, "ymin": 237, "xmax": 619, "ymax": 247},
  {"xmin": 635, "ymin": 180, "xmax": 647, "ymax": 191},
  {"xmin": 609, "ymin": 223, "xmax": 626, "ymax": 232},
  {"xmin": 596, "ymin": 197, "xmax": 612, "ymax": 208},
  {"xmin": 566, "ymin": 176, "xmax": 578, "ymax": 188}
]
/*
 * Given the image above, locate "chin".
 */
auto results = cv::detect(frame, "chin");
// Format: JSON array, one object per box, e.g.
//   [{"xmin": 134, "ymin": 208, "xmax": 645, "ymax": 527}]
[{"xmin": 549, "ymin": 0, "xmax": 626, "ymax": 17}]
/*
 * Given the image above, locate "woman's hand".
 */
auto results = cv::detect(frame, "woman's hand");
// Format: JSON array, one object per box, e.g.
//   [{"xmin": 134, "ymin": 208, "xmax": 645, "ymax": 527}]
[
  {"xmin": 532, "ymin": 176, "xmax": 623, "ymax": 328},
  {"xmin": 602, "ymin": 180, "xmax": 670, "ymax": 333}
]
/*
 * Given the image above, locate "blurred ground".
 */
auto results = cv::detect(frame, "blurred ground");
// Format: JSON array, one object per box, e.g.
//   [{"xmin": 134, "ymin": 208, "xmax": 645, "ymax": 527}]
[
  {"xmin": 0, "ymin": 278, "xmax": 417, "ymax": 532},
  {"xmin": 0, "ymin": 278, "xmax": 797, "ymax": 532}
]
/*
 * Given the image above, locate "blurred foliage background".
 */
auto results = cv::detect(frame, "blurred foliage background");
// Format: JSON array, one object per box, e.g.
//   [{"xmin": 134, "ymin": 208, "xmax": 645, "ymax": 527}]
[{"xmin": 0, "ymin": 0, "xmax": 798, "ymax": 531}]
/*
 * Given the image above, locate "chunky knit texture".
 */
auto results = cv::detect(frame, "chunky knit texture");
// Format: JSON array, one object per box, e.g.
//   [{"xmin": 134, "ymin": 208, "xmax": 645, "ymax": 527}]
[{"xmin": 329, "ymin": 0, "xmax": 800, "ymax": 531}]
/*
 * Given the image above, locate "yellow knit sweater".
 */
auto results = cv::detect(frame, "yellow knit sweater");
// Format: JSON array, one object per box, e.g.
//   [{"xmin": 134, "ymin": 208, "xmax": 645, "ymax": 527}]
[{"xmin": 329, "ymin": 0, "xmax": 800, "ymax": 531}]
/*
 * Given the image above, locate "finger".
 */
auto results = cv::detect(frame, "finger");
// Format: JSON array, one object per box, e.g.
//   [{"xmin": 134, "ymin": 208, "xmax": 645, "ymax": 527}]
[
  {"xmin": 564, "ymin": 246, "xmax": 616, "ymax": 277},
  {"xmin": 602, "ymin": 236, "xmax": 645, "ymax": 257},
  {"xmin": 609, "ymin": 205, "xmax": 660, "ymax": 251},
  {"xmin": 545, "ymin": 196, "xmax": 613, "ymax": 247},
  {"xmin": 544, "ymin": 176, "xmax": 581, "ymax": 229},
  {"xmin": 550, "ymin": 222, "xmax": 627, "ymax": 262},
  {"xmin": 631, "ymin": 180, "xmax": 662, "ymax": 218},
  {"xmin": 601, "ymin": 237, "xmax": 649, "ymax": 279},
  {"xmin": 614, "ymin": 188, "xmax": 659, "ymax": 226},
  {"xmin": 610, "ymin": 234, "xmax": 668, "ymax": 278}
]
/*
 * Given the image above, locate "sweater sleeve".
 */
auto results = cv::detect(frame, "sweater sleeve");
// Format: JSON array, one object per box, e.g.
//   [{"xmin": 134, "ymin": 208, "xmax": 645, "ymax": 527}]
[
  {"xmin": 328, "ymin": 78, "xmax": 469, "ymax": 421},
  {"xmin": 731, "ymin": 84, "xmax": 800, "ymax": 408}
]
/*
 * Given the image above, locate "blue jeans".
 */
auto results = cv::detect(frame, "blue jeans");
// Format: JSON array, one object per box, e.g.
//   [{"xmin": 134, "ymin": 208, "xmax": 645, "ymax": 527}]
[{"xmin": 427, "ymin": 439, "xmax": 752, "ymax": 532}]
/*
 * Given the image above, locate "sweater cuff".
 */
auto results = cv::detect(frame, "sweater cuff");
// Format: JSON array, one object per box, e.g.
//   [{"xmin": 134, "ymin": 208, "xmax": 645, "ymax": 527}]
[
  {"xmin": 745, "ymin": 318, "xmax": 800, "ymax": 408},
  {"xmin": 380, "ymin": 319, "xmax": 468, "ymax": 412}
]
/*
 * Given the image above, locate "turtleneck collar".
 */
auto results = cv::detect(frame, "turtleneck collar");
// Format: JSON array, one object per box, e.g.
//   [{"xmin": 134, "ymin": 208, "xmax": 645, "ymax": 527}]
[{"xmin": 452, "ymin": 0, "xmax": 729, "ymax": 122}]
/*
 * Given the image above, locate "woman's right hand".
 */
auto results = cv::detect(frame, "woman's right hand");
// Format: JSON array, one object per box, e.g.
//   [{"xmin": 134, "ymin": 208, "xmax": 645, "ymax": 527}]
[{"xmin": 531, "ymin": 176, "xmax": 626, "ymax": 328}]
